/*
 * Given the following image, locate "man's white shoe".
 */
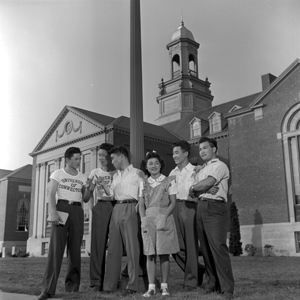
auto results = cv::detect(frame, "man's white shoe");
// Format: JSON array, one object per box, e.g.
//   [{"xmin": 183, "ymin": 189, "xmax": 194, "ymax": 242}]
[
  {"xmin": 160, "ymin": 287, "xmax": 170, "ymax": 296},
  {"xmin": 143, "ymin": 288, "xmax": 156, "ymax": 297}
]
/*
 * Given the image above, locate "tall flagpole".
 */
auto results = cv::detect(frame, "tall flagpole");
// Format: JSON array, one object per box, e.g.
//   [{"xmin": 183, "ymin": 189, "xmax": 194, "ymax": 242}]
[{"xmin": 130, "ymin": 0, "xmax": 144, "ymax": 168}]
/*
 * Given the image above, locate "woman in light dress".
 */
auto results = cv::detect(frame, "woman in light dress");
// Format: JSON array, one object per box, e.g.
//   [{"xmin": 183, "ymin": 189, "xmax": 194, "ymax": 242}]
[{"xmin": 139, "ymin": 151, "xmax": 179, "ymax": 297}]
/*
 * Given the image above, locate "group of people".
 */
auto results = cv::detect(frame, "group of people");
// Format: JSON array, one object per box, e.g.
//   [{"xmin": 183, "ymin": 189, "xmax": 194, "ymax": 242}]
[{"xmin": 38, "ymin": 137, "xmax": 234, "ymax": 300}]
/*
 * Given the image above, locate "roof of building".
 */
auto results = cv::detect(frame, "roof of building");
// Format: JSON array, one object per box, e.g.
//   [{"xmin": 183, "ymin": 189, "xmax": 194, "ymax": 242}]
[
  {"xmin": 71, "ymin": 106, "xmax": 115, "ymax": 126},
  {"xmin": 162, "ymin": 92, "xmax": 261, "ymax": 139},
  {"xmin": 171, "ymin": 21, "xmax": 195, "ymax": 42},
  {"xmin": 0, "ymin": 169, "xmax": 13, "ymax": 180},
  {"xmin": 109, "ymin": 116, "xmax": 180, "ymax": 142},
  {"xmin": 0, "ymin": 165, "xmax": 32, "ymax": 182}
]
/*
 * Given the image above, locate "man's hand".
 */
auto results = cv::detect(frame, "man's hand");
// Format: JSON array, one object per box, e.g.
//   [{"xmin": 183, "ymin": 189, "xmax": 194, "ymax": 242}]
[
  {"xmin": 95, "ymin": 175, "xmax": 106, "ymax": 187},
  {"xmin": 189, "ymin": 186, "xmax": 196, "ymax": 198},
  {"xmin": 84, "ymin": 176, "xmax": 94, "ymax": 190},
  {"xmin": 48, "ymin": 212, "xmax": 62, "ymax": 226},
  {"xmin": 207, "ymin": 185, "xmax": 219, "ymax": 195}
]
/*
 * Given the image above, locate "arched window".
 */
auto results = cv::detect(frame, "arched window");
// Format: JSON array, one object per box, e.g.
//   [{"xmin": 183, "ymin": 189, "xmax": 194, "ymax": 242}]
[
  {"xmin": 189, "ymin": 54, "xmax": 197, "ymax": 77},
  {"xmin": 17, "ymin": 197, "xmax": 30, "ymax": 231},
  {"xmin": 193, "ymin": 121, "xmax": 201, "ymax": 137},
  {"xmin": 282, "ymin": 103, "xmax": 300, "ymax": 223},
  {"xmin": 209, "ymin": 112, "xmax": 222, "ymax": 133},
  {"xmin": 172, "ymin": 54, "xmax": 180, "ymax": 78}
]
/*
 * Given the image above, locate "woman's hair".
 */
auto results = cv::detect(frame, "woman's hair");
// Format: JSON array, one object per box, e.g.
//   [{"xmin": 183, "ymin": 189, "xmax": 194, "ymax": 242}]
[{"xmin": 140, "ymin": 150, "xmax": 165, "ymax": 176}]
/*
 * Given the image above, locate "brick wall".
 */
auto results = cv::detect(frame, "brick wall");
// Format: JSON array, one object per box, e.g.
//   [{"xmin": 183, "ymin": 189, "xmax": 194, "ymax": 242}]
[
  {"xmin": 229, "ymin": 66, "xmax": 300, "ymax": 225},
  {"xmin": 4, "ymin": 180, "xmax": 31, "ymax": 241}
]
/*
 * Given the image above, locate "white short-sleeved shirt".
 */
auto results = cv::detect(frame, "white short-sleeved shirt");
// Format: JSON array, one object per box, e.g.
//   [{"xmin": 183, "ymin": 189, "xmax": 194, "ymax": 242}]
[
  {"xmin": 50, "ymin": 169, "xmax": 87, "ymax": 202},
  {"xmin": 139, "ymin": 174, "xmax": 177, "ymax": 197},
  {"xmin": 169, "ymin": 163, "xmax": 196, "ymax": 202},
  {"xmin": 110, "ymin": 164, "xmax": 143, "ymax": 200},
  {"xmin": 195, "ymin": 158, "xmax": 229, "ymax": 202},
  {"xmin": 89, "ymin": 168, "xmax": 113, "ymax": 201}
]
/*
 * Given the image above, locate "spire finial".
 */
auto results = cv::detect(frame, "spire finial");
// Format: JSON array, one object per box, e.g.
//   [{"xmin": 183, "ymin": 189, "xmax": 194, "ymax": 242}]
[{"xmin": 180, "ymin": 9, "xmax": 184, "ymax": 27}]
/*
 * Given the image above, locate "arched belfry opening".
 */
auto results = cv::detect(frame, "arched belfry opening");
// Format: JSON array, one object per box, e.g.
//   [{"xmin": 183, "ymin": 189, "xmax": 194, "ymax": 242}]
[
  {"xmin": 172, "ymin": 54, "xmax": 180, "ymax": 78},
  {"xmin": 189, "ymin": 54, "xmax": 197, "ymax": 77}
]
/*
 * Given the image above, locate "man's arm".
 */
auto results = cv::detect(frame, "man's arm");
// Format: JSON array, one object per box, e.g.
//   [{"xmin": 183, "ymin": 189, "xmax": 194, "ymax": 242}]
[
  {"xmin": 189, "ymin": 176, "xmax": 216, "ymax": 198},
  {"xmin": 48, "ymin": 179, "xmax": 61, "ymax": 225}
]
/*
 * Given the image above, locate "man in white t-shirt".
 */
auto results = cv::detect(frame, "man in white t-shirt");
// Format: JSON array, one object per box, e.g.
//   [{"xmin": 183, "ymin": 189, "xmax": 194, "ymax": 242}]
[
  {"xmin": 189, "ymin": 137, "xmax": 234, "ymax": 300},
  {"xmin": 38, "ymin": 147, "xmax": 91, "ymax": 300},
  {"xmin": 85, "ymin": 143, "xmax": 115, "ymax": 292}
]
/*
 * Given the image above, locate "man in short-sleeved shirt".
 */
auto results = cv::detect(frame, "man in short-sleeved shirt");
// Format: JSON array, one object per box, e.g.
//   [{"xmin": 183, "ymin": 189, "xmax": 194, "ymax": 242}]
[
  {"xmin": 190, "ymin": 137, "xmax": 234, "ymax": 300},
  {"xmin": 169, "ymin": 140, "xmax": 205, "ymax": 290},
  {"xmin": 38, "ymin": 147, "xmax": 90, "ymax": 300},
  {"xmin": 86, "ymin": 143, "xmax": 115, "ymax": 292}
]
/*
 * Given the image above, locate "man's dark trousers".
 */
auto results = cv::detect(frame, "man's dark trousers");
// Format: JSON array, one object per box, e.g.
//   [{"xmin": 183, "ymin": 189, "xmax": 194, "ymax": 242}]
[
  {"xmin": 89, "ymin": 200, "xmax": 114, "ymax": 289},
  {"xmin": 103, "ymin": 202, "xmax": 140, "ymax": 292},
  {"xmin": 172, "ymin": 200, "xmax": 203, "ymax": 288},
  {"xmin": 197, "ymin": 200, "xmax": 234, "ymax": 293},
  {"xmin": 42, "ymin": 202, "xmax": 84, "ymax": 295}
]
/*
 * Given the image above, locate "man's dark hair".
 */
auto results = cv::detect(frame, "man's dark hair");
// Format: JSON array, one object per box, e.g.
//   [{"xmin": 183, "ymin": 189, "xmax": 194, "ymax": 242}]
[
  {"xmin": 199, "ymin": 137, "xmax": 218, "ymax": 151},
  {"xmin": 141, "ymin": 151, "xmax": 165, "ymax": 176},
  {"xmin": 99, "ymin": 143, "xmax": 114, "ymax": 153},
  {"xmin": 64, "ymin": 147, "xmax": 81, "ymax": 160},
  {"xmin": 173, "ymin": 140, "xmax": 191, "ymax": 157},
  {"xmin": 109, "ymin": 146, "xmax": 129, "ymax": 159}
]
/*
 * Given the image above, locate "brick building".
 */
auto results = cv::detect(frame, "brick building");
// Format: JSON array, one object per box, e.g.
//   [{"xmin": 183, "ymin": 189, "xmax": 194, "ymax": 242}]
[
  {"xmin": 155, "ymin": 21, "xmax": 300, "ymax": 256},
  {"xmin": 0, "ymin": 165, "xmax": 32, "ymax": 256}
]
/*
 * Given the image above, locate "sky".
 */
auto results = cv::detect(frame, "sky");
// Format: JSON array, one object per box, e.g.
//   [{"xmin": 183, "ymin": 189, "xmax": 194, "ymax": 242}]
[{"xmin": 0, "ymin": 0, "xmax": 300, "ymax": 170}]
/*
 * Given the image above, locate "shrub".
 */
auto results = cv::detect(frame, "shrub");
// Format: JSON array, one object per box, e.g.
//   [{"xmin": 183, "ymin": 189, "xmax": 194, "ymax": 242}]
[
  {"xmin": 244, "ymin": 244, "xmax": 257, "ymax": 256},
  {"xmin": 229, "ymin": 202, "xmax": 243, "ymax": 256},
  {"xmin": 264, "ymin": 244, "xmax": 274, "ymax": 257}
]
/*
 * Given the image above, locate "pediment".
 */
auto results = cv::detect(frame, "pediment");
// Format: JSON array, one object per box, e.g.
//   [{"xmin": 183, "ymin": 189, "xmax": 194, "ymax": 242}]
[{"xmin": 32, "ymin": 106, "xmax": 106, "ymax": 154}]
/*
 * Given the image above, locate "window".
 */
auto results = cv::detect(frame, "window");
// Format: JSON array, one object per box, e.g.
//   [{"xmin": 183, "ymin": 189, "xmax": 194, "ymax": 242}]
[
  {"xmin": 192, "ymin": 121, "xmax": 201, "ymax": 137},
  {"xmin": 82, "ymin": 153, "xmax": 91, "ymax": 175},
  {"xmin": 17, "ymin": 198, "xmax": 29, "ymax": 231},
  {"xmin": 47, "ymin": 163, "xmax": 56, "ymax": 182},
  {"xmin": 295, "ymin": 232, "xmax": 300, "ymax": 253},
  {"xmin": 209, "ymin": 112, "xmax": 222, "ymax": 134},
  {"xmin": 42, "ymin": 242, "xmax": 49, "ymax": 255},
  {"xmin": 172, "ymin": 54, "xmax": 180, "ymax": 78},
  {"xmin": 188, "ymin": 54, "xmax": 197, "ymax": 77}
]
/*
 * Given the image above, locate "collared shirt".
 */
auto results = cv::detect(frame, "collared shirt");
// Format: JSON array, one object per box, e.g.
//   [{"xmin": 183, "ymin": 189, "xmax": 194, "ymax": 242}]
[
  {"xmin": 169, "ymin": 162, "xmax": 196, "ymax": 202},
  {"xmin": 138, "ymin": 174, "xmax": 177, "ymax": 197},
  {"xmin": 195, "ymin": 158, "xmax": 229, "ymax": 202},
  {"xmin": 110, "ymin": 164, "xmax": 143, "ymax": 200}
]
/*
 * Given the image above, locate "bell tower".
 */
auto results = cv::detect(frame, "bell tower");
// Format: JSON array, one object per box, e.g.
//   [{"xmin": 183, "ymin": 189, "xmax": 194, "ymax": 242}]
[{"xmin": 155, "ymin": 20, "xmax": 213, "ymax": 126}]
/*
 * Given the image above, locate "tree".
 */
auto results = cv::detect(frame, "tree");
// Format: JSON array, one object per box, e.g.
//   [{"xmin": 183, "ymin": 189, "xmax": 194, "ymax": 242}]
[{"xmin": 229, "ymin": 201, "xmax": 243, "ymax": 256}]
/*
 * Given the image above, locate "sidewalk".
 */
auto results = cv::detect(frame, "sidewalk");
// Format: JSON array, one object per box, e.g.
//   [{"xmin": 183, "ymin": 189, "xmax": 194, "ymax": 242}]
[{"xmin": 0, "ymin": 291, "xmax": 63, "ymax": 300}]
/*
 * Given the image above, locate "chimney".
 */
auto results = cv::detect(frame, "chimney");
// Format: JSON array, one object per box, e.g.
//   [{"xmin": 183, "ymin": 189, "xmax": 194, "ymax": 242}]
[{"xmin": 261, "ymin": 73, "xmax": 277, "ymax": 91}]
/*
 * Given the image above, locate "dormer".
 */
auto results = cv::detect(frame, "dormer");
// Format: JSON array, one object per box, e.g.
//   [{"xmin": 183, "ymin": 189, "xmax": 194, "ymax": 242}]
[
  {"xmin": 208, "ymin": 111, "xmax": 224, "ymax": 134},
  {"xmin": 189, "ymin": 117, "xmax": 208, "ymax": 139},
  {"xmin": 228, "ymin": 105, "xmax": 242, "ymax": 113}
]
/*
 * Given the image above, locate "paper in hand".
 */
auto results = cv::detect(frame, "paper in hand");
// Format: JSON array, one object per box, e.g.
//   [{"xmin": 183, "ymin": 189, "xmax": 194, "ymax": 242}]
[{"xmin": 47, "ymin": 211, "xmax": 69, "ymax": 225}]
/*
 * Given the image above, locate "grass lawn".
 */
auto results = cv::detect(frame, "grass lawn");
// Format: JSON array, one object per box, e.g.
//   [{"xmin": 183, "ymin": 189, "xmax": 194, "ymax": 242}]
[{"xmin": 1, "ymin": 256, "xmax": 300, "ymax": 300}]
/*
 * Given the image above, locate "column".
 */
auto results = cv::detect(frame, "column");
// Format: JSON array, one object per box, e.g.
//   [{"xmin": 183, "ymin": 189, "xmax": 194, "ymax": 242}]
[
  {"xmin": 32, "ymin": 164, "xmax": 41, "ymax": 239},
  {"xmin": 130, "ymin": 0, "xmax": 144, "ymax": 167},
  {"xmin": 37, "ymin": 162, "xmax": 47, "ymax": 238}
]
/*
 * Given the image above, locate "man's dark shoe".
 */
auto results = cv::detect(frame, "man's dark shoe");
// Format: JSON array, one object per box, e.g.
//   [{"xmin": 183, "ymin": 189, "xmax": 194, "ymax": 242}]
[
  {"xmin": 37, "ymin": 292, "xmax": 51, "ymax": 300},
  {"xmin": 91, "ymin": 285, "xmax": 101, "ymax": 292},
  {"xmin": 121, "ymin": 289, "xmax": 137, "ymax": 296},
  {"xmin": 222, "ymin": 292, "xmax": 234, "ymax": 300}
]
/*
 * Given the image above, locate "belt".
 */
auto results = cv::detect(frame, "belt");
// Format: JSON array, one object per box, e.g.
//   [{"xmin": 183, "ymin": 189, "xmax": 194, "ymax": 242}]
[
  {"xmin": 116, "ymin": 199, "xmax": 137, "ymax": 204},
  {"xmin": 199, "ymin": 197, "xmax": 225, "ymax": 203},
  {"xmin": 57, "ymin": 199, "xmax": 82, "ymax": 206},
  {"xmin": 177, "ymin": 199, "xmax": 197, "ymax": 203},
  {"xmin": 98, "ymin": 199, "xmax": 112, "ymax": 203}
]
